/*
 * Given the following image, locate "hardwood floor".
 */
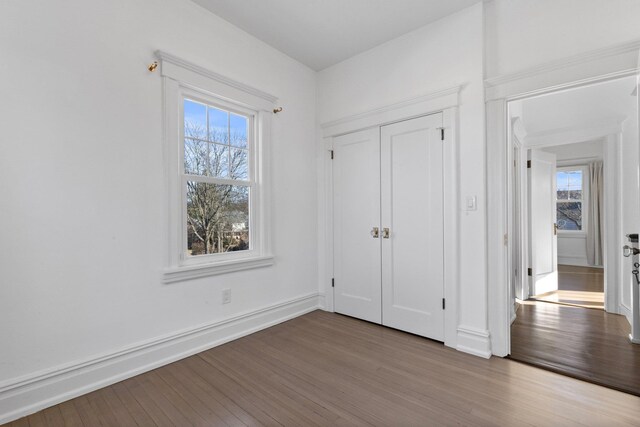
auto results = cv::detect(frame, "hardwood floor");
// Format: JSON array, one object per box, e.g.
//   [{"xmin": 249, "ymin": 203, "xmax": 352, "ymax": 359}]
[
  {"xmin": 7, "ymin": 310, "xmax": 640, "ymax": 426},
  {"xmin": 511, "ymin": 300, "xmax": 640, "ymax": 397},
  {"xmin": 512, "ymin": 263, "xmax": 640, "ymax": 396},
  {"xmin": 531, "ymin": 265, "xmax": 604, "ymax": 309}
]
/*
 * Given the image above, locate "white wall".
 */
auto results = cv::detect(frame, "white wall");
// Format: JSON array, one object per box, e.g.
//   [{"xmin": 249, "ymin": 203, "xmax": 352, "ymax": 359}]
[
  {"xmin": 541, "ymin": 140, "xmax": 604, "ymax": 162},
  {"xmin": 0, "ymin": 0, "xmax": 317, "ymax": 407},
  {"xmin": 484, "ymin": 0, "xmax": 640, "ymax": 78},
  {"xmin": 317, "ymin": 4, "xmax": 488, "ymax": 349}
]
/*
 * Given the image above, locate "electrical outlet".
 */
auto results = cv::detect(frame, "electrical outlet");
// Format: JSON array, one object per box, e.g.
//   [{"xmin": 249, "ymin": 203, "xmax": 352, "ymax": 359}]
[{"xmin": 222, "ymin": 288, "xmax": 231, "ymax": 304}]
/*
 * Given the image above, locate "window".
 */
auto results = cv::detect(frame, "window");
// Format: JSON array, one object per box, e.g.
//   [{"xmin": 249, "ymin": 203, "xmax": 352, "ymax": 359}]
[
  {"xmin": 158, "ymin": 51, "xmax": 275, "ymax": 283},
  {"xmin": 183, "ymin": 98, "xmax": 251, "ymax": 256},
  {"xmin": 556, "ymin": 167, "xmax": 586, "ymax": 232}
]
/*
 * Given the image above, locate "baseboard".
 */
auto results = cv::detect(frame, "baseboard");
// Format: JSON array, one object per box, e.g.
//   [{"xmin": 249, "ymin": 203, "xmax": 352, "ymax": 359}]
[
  {"xmin": 620, "ymin": 303, "xmax": 632, "ymax": 325},
  {"xmin": 457, "ymin": 325, "xmax": 491, "ymax": 359},
  {"xmin": 317, "ymin": 292, "xmax": 326, "ymax": 310},
  {"xmin": 0, "ymin": 292, "xmax": 320, "ymax": 424},
  {"xmin": 557, "ymin": 256, "xmax": 590, "ymax": 267}
]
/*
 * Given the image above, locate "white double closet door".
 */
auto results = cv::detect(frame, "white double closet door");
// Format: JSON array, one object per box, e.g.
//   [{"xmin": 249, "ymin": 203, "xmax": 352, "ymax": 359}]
[{"xmin": 333, "ymin": 113, "xmax": 445, "ymax": 341}]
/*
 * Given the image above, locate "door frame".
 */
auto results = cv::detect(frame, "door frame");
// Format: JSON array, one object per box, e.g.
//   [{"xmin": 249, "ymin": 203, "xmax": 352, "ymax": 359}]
[
  {"xmin": 486, "ymin": 40, "xmax": 640, "ymax": 357},
  {"xmin": 318, "ymin": 86, "xmax": 462, "ymax": 350}
]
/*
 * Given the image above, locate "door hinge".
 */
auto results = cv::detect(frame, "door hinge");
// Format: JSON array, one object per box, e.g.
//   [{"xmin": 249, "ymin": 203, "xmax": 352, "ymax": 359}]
[
  {"xmin": 440, "ymin": 128, "xmax": 445, "ymax": 141},
  {"xmin": 527, "ymin": 267, "xmax": 532, "ymax": 276},
  {"xmin": 442, "ymin": 298, "xmax": 445, "ymax": 310},
  {"xmin": 527, "ymin": 160, "xmax": 531, "ymax": 168},
  {"xmin": 331, "ymin": 278, "xmax": 335, "ymax": 288},
  {"xmin": 330, "ymin": 150, "xmax": 334, "ymax": 160}
]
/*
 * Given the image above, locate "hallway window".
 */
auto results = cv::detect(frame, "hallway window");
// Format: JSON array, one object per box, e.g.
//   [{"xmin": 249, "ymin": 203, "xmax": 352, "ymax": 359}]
[{"xmin": 556, "ymin": 168, "xmax": 584, "ymax": 231}]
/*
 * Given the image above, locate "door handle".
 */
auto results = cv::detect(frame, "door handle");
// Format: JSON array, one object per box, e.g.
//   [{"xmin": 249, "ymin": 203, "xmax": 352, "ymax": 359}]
[
  {"xmin": 382, "ymin": 228, "xmax": 390, "ymax": 239},
  {"xmin": 553, "ymin": 223, "xmax": 557, "ymax": 235},
  {"xmin": 623, "ymin": 245, "xmax": 640, "ymax": 257},
  {"xmin": 371, "ymin": 227, "xmax": 379, "ymax": 238}
]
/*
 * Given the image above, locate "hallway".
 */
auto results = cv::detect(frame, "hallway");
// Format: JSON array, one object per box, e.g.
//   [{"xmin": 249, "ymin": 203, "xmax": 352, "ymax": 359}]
[
  {"xmin": 531, "ymin": 265, "xmax": 604, "ymax": 309},
  {"xmin": 511, "ymin": 265, "xmax": 640, "ymax": 396}
]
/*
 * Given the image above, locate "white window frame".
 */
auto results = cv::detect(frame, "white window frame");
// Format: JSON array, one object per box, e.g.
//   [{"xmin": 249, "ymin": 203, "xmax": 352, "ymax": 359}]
[
  {"xmin": 158, "ymin": 51, "xmax": 275, "ymax": 283},
  {"xmin": 556, "ymin": 165, "xmax": 588, "ymax": 235}
]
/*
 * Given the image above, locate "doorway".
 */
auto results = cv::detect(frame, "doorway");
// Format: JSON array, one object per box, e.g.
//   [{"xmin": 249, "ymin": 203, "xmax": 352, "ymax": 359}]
[
  {"xmin": 526, "ymin": 143, "xmax": 605, "ymax": 309},
  {"xmin": 507, "ymin": 76, "xmax": 640, "ymax": 396}
]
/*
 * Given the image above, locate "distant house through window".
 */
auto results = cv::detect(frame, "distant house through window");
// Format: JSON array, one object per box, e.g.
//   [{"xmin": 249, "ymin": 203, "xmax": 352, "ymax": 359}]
[{"xmin": 556, "ymin": 168, "xmax": 585, "ymax": 231}]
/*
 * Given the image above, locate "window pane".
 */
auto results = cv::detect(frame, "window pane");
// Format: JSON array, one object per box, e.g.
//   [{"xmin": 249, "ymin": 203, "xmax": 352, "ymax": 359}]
[
  {"xmin": 557, "ymin": 189, "xmax": 568, "ymax": 200},
  {"xmin": 557, "ymin": 201, "xmax": 582, "ymax": 231},
  {"xmin": 186, "ymin": 182, "xmax": 249, "ymax": 255},
  {"xmin": 184, "ymin": 100, "xmax": 207, "ymax": 140},
  {"xmin": 557, "ymin": 170, "xmax": 582, "ymax": 201},
  {"xmin": 230, "ymin": 113, "xmax": 248, "ymax": 148},
  {"xmin": 208, "ymin": 107, "xmax": 229, "ymax": 144},
  {"xmin": 208, "ymin": 143, "xmax": 229, "ymax": 178},
  {"xmin": 184, "ymin": 138, "xmax": 208, "ymax": 175},
  {"xmin": 229, "ymin": 148, "xmax": 248, "ymax": 180},
  {"xmin": 567, "ymin": 170, "xmax": 582, "ymax": 189}
]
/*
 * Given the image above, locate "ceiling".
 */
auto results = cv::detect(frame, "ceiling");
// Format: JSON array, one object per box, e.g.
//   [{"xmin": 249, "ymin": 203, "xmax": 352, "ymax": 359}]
[
  {"xmin": 191, "ymin": 0, "xmax": 481, "ymax": 71},
  {"xmin": 513, "ymin": 76, "xmax": 637, "ymax": 136}
]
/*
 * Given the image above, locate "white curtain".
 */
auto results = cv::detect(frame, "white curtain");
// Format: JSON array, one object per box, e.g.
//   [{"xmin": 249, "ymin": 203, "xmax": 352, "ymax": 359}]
[{"xmin": 587, "ymin": 161, "xmax": 603, "ymax": 266}]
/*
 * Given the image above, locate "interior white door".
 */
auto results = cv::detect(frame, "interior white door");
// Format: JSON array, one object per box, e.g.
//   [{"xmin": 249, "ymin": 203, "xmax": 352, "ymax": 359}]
[
  {"xmin": 529, "ymin": 149, "xmax": 558, "ymax": 296},
  {"xmin": 380, "ymin": 113, "xmax": 444, "ymax": 340},
  {"xmin": 333, "ymin": 128, "xmax": 382, "ymax": 324},
  {"xmin": 632, "ymin": 59, "xmax": 640, "ymax": 343}
]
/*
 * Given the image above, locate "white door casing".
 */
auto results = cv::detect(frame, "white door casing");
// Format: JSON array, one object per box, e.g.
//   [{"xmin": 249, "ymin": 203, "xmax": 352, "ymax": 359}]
[
  {"xmin": 333, "ymin": 128, "xmax": 382, "ymax": 324},
  {"xmin": 529, "ymin": 149, "xmax": 558, "ymax": 296},
  {"xmin": 632, "ymin": 52, "xmax": 640, "ymax": 343},
  {"xmin": 381, "ymin": 113, "xmax": 445, "ymax": 340}
]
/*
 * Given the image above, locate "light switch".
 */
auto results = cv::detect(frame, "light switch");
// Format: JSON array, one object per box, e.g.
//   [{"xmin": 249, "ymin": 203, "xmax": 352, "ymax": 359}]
[{"xmin": 466, "ymin": 196, "xmax": 477, "ymax": 211}]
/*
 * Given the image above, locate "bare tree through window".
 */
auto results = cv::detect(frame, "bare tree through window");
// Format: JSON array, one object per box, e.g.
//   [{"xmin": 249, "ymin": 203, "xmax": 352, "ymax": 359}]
[{"xmin": 183, "ymin": 99, "xmax": 250, "ymax": 255}]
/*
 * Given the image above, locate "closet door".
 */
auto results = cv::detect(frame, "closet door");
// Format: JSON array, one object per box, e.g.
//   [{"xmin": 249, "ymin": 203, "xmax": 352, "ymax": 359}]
[
  {"xmin": 381, "ymin": 114, "xmax": 445, "ymax": 340},
  {"xmin": 333, "ymin": 128, "xmax": 382, "ymax": 324}
]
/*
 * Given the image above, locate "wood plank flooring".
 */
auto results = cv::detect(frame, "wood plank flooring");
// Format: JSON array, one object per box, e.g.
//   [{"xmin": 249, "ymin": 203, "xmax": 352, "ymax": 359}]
[
  {"xmin": 511, "ymin": 300, "xmax": 640, "ymax": 397},
  {"xmin": 531, "ymin": 265, "xmax": 604, "ymax": 309},
  {"xmin": 7, "ymin": 310, "xmax": 640, "ymax": 426}
]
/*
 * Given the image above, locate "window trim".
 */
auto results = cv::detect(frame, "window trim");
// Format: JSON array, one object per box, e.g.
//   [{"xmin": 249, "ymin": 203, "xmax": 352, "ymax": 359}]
[
  {"xmin": 157, "ymin": 51, "xmax": 275, "ymax": 283},
  {"xmin": 556, "ymin": 165, "xmax": 589, "ymax": 235}
]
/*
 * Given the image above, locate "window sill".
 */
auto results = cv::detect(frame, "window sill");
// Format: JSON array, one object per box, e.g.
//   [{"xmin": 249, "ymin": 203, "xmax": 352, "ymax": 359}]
[
  {"xmin": 163, "ymin": 255, "xmax": 275, "ymax": 284},
  {"xmin": 557, "ymin": 232, "xmax": 586, "ymax": 238}
]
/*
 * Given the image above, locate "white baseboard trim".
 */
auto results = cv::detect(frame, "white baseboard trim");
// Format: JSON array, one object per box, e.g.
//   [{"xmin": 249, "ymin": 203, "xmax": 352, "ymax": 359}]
[
  {"xmin": 557, "ymin": 256, "xmax": 590, "ymax": 267},
  {"xmin": 620, "ymin": 303, "xmax": 632, "ymax": 325},
  {"xmin": 0, "ymin": 293, "xmax": 320, "ymax": 424},
  {"xmin": 457, "ymin": 325, "xmax": 492, "ymax": 359},
  {"xmin": 317, "ymin": 292, "xmax": 327, "ymax": 310}
]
